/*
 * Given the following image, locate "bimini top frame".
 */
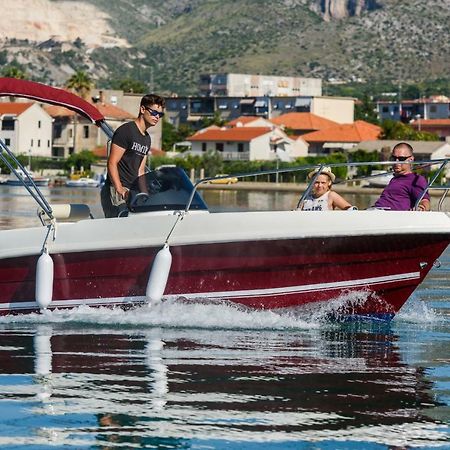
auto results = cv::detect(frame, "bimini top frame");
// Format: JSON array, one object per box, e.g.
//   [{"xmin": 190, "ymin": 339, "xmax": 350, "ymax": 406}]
[{"xmin": 0, "ymin": 77, "xmax": 114, "ymax": 220}]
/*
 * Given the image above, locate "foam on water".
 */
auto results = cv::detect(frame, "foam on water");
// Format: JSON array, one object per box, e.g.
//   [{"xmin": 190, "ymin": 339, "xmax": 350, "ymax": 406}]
[
  {"xmin": 0, "ymin": 300, "xmax": 322, "ymax": 331},
  {"xmin": 0, "ymin": 290, "xmax": 444, "ymax": 330},
  {"xmin": 395, "ymin": 294, "xmax": 445, "ymax": 325}
]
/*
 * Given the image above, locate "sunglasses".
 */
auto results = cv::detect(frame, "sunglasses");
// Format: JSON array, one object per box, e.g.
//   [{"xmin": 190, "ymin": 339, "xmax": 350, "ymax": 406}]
[
  {"xmin": 389, "ymin": 155, "xmax": 410, "ymax": 162},
  {"xmin": 144, "ymin": 107, "xmax": 164, "ymax": 118}
]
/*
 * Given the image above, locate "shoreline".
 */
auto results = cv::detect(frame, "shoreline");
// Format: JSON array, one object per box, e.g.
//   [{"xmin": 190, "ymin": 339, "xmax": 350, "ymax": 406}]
[
  {"xmin": 1, "ymin": 176, "xmax": 446, "ymax": 198},
  {"xmin": 199, "ymin": 181, "xmax": 385, "ymax": 196},
  {"xmin": 199, "ymin": 181, "xmax": 449, "ymax": 198}
]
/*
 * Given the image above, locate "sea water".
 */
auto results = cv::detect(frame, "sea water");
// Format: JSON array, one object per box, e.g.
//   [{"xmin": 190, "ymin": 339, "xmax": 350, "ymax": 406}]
[
  {"xmin": 0, "ymin": 185, "xmax": 449, "ymax": 448},
  {"xmin": 0, "ymin": 258, "xmax": 448, "ymax": 449}
]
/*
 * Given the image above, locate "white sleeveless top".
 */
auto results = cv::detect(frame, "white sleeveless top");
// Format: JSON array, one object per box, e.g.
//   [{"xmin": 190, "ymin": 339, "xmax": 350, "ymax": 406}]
[{"xmin": 301, "ymin": 191, "xmax": 330, "ymax": 211}]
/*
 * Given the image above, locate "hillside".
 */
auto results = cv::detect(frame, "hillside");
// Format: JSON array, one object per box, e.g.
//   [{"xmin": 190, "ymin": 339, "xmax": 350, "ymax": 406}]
[{"xmin": 0, "ymin": 0, "xmax": 449, "ymax": 95}]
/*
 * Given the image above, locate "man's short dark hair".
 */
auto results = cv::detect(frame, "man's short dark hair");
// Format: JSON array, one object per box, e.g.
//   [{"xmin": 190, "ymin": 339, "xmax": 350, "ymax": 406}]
[
  {"xmin": 392, "ymin": 142, "xmax": 414, "ymax": 155},
  {"xmin": 141, "ymin": 94, "xmax": 165, "ymax": 109}
]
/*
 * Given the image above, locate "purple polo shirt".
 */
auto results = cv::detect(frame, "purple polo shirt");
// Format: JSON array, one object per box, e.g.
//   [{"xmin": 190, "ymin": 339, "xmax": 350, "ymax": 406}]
[{"xmin": 374, "ymin": 173, "xmax": 430, "ymax": 211}]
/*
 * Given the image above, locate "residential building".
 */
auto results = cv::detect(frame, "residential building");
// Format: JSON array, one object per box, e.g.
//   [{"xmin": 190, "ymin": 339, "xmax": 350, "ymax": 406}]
[
  {"xmin": 199, "ymin": 73, "xmax": 322, "ymax": 97},
  {"xmin": 270, "ymin": 112, "xmax": 338, "ymax": 137},
  {"xmin": 409, "ymin": 119, "xmax": 450, "ymax": 141},
  {"xmin": 187, "ymin": 126, "xmax": 308, "ymax": 162},
  {"xmin": 0, "ymin": 102, "xmax": 53, "ymax": 157},
  {"xmin": 45, "ymin": 101, "xmax": 133, "ymax": 158},
  {"xmin": 227, "ymin": 116, "xmax": 274, "ymax": 128},
  {"xmin": 377, "ymin": 96, "xmax": 450, "ymax": 123},
  {"xmin": 301, "ymin": 121, "xmax": 382, "ymax": 154},
  {"xmin": 165, "ymin": 95, "xmax": 355, "ymax": 129},
  {"xmin": 355, "ymin": 140, "xmax": 450, "ymax": 161}
]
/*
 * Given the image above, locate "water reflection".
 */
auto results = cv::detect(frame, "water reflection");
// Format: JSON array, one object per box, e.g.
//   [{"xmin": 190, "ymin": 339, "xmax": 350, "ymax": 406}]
[
  {"xmin": 0, "ymin": 323, "xmax": 447, "ymax": 448},
  {"xmin": 0, "ymin": 184, "xmax": 104, "ymax": 228}
]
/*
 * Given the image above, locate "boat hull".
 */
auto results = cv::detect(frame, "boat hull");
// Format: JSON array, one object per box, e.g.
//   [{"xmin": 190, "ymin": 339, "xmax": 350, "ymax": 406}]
[
  {"xmin": 1, "ymin": 210, "xmax": 448, "ymax": 319},
  {"xmin": 6, "ymin": 178, "xmax": 49, "ymax": 187}
]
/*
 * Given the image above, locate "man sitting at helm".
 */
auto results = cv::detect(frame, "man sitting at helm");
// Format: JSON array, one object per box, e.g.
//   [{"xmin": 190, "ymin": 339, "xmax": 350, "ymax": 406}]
[
  {"xmin": 374, "ymin": 142, "xmax": 430, "ymax": 211},
  {"xmin": 299, "ymin": 167, "xmax": 355, "ymax": 211}
]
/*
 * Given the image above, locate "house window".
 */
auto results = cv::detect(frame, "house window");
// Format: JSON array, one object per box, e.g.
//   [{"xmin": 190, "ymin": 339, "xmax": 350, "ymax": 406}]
[
  {"xmin": 54, "ymin": 123, "xmax": 62, "ymax": 138},
  {"xmin": 69, "ymin": 129, "xmax": 73, "ymax": 138},
  {"xmin": 38, "ymin": 120, "xmax": 41, "ymax": 128},
  {"xmin": 216, "ymin": 143, "xmax": 224, "ymax": 152},
  {"xmin": 31, "ymin": 139, "xmax": 33, "ymax": 147},
  {"xmin": 38, "ymin": 140, "xmax": 41, "ymax": 148},
  {"xmin": 52, "ymin": 147, "xmax": 65, "ymax": 158},
  {"xmin": 47, "ymin": 140, "xmax": 50, "ymax": 148},
  {"xmin": 4, "ymin": 138, "xmax": 10, "ymax": 146},
  {"xmin": 238, "ymin": 143, "xmax": 244, "ymax": 152},
  {"xmin": 201, "ymin": 143, "xmax": 207, "ymax": 152},
  {"xmin": 83, "ymin": 125, "xmax": 89, "ymax": 138},
  {"xmin": 1, "ymin": 117, "xmax": 15, "ymax": 130}
]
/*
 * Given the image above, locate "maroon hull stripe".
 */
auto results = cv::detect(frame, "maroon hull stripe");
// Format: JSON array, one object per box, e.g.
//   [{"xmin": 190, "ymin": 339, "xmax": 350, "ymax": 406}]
[{"xmin": 0, "ymin": 234, "xmax": 447, "ymax": 315}]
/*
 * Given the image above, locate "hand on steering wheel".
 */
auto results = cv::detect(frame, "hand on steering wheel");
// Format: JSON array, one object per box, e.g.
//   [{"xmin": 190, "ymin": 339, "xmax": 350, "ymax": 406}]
[{"xmin": 130, "ymin": 192, "xmax": 150, "ymax": 208}]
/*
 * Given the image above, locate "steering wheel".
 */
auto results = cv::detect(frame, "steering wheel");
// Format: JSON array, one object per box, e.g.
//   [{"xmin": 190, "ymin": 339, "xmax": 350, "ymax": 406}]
[{"xmin": 129, "ymin": 192, "xmax": 150, "ymax": 208}]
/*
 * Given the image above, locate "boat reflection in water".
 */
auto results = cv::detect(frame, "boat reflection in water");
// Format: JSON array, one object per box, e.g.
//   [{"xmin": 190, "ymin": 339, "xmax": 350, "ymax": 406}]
[{"xmin": 0, "ymin": 319, "xmax": 447, "ymax": 448}]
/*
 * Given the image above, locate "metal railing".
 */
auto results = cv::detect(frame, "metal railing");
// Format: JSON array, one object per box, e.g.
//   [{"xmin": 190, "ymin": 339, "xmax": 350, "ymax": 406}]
[
  {"xmin": 0, "ymin": 138, "xmax": 53, "ymax": 220},
  {"xmin": 186, "ymin": 158, "xmax": 450, "ymax": 212}
]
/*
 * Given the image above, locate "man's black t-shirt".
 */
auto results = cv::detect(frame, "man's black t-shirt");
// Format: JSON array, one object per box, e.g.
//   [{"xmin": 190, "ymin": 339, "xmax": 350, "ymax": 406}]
[{"xmin": 112, "ymin": 121, "xmax": 151, "ymax": 188}]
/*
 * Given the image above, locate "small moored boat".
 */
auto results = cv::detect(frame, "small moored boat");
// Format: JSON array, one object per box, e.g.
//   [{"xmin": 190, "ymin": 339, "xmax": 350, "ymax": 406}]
[
  {"xmin": 65, "ymin": 177, "xmax": 99, "ymax": 188},
  {"xmin": 5, "ymin": 169, "xmax": 50, "ymax": 187}
]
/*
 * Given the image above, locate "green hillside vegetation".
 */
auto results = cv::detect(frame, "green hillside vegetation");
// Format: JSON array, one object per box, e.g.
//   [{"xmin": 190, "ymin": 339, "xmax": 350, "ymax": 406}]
[
  {"xmin": 2, "ymin": 0, "xmax": 449, "ymax": 96},
  {"xmin": 89, "ymin": 0, "xmax": 450, "ymax": 95}
]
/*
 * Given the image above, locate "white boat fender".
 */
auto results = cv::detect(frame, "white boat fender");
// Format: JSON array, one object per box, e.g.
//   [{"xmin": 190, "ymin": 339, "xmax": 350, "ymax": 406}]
[
  {"xmin": 146, "ymin": 244, "xmax": 172, "ymax": 304},
  {"xmin": 35, "ymin": 251, "xmax": 54, "ymax": 310}
]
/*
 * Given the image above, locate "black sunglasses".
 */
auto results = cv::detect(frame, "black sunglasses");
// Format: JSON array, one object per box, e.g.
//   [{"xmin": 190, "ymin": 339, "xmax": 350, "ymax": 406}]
[
  {"xmin": 144, "ymin": 107, "xmax": 164, "ymax": 118},
  {"xmin": 389, "ymin": 155, "xmax": 410, "ymax": 162}
]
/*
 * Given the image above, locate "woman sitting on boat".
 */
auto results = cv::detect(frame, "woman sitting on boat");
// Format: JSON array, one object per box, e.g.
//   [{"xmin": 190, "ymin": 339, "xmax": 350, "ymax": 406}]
[{"xmin": 299, "ymin": 167, "xmax": 355, "ymax": 211}]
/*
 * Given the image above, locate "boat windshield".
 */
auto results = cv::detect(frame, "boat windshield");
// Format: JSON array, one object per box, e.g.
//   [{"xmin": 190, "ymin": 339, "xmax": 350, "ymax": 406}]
[{"xmin": 127, "ymin": 166, "xmax": 208, "ymax": 213}]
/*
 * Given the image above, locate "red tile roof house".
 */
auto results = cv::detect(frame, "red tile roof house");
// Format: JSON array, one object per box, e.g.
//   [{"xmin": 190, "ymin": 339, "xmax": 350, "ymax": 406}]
[
  {"xmin": 301, "ymin": 120, "xmax": 382, "ymax": 154},
  {"xmin": 187, "ymin": 126, "xmax": 308, "ymax": 161},
  {"xmin": 270, "ymin": 112, "xmax": 339, "ymax": 137},
  {"xmin": 44, "ymin": 101, "xmax": 134, "ymax": 158},
  {"xmin": 0, "ymin": 102, "xmax": 53, "ymax": 157},
  {"xmin": 410, "ymin": 119, "xmax": 450, "ymax": 141},
  {"xmin": 226, "ymin": 116, "xmax": 275, "ymax": 128}
]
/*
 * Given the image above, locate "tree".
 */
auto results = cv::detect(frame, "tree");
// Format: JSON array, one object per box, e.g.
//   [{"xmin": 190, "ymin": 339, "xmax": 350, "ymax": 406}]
[
  {"xmin": 162, "ymin": 121, "xmax": 194, "ymax": 152},
  {"xmin": 381, "ymin": 119, "xmax": 438, "ymax": 141},
  {"xmin": 66, "ymin": 71, "xmax": 94, "ymax": 99},
  {"xmin": 202, "ymin": 150, "xmax": 223, "ymax": 177},
  {"xmin": 114, "ymin": 78, "xmax": 146, "ymax": 94},
  {"xmin": 200, "ymin": 111, "xmax": 226, "ymax": 128},
  {"xmin": 64, "ymin": 150, "xmax": 98, "ymax": 174},
  {"xmin": 355, "ymin": 95, "xmax": 379, "ymax": 124},
  {"xmin": 1, "ymin": 65, "xmax": 27, "ymax": 79}
]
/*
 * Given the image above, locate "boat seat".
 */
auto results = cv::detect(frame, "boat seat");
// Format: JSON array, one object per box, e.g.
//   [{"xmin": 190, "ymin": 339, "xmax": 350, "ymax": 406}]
[{"xmin": 37, "ymin": 203, "xmax": 93, "ymax": 224}]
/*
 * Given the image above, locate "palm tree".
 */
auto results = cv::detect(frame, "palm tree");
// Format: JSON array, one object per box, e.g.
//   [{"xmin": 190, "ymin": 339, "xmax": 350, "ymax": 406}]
[
  {"xmin": 65, "ymin": 70, "xmax": 93, "ymax": 99},
  {"xmin": 65, "ymin": 71, "xmax": 94, "ymax": 153}
]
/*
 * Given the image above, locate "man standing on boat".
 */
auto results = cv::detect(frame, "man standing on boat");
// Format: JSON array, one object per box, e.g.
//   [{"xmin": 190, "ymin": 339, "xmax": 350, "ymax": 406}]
[
  {"xmin": 374, "ymin": 142, "xmax": 430, "ymax": 211},
  {"xmin": 101, "ymin": 94, "xmax": 165, "ymax": 217}
]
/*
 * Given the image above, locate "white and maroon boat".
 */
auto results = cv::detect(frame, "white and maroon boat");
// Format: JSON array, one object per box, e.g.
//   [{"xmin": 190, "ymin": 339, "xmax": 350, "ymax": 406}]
[{"xmin": 0, "ymin": 78, "xmax": 449, "ymax": 320}]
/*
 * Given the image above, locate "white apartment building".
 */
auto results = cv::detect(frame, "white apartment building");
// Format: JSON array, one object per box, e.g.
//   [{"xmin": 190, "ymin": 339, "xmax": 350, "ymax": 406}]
[
  {"xmin": 199, "ymin": 73, "xmax": 322, "ymax": 97},
  {"xmin": 0, "ymin": 103, "xmax": 53, "ymax": 157}
]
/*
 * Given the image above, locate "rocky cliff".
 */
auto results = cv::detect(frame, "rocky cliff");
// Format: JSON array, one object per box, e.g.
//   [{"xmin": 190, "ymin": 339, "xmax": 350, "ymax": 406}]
[{"xmin": 313, "ymin": 0, "xmax": 381, "ymax": 20}]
